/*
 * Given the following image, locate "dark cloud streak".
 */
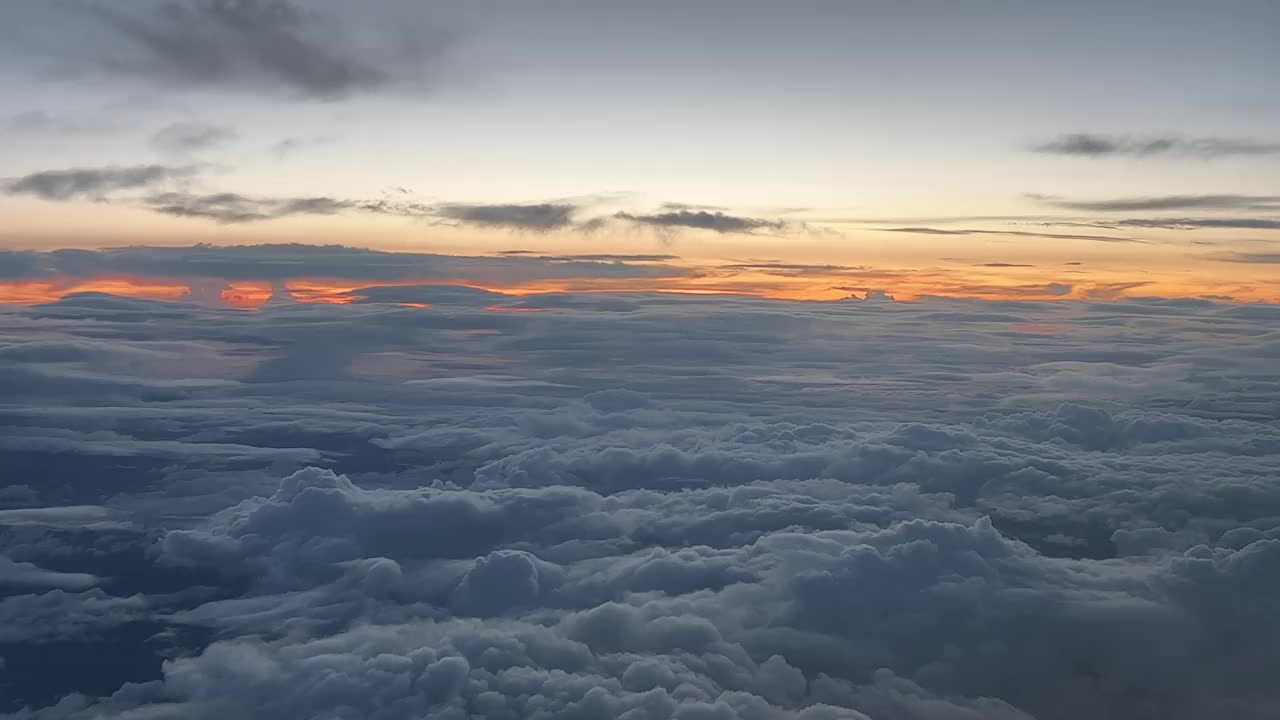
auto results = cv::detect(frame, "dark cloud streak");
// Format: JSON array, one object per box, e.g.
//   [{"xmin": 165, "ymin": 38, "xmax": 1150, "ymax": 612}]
[
  {"xmin": 435, "ymin": 203, "xmax": 578, "ymax": 231},
  {"xmin": 881, "ymin": 226, "xmax": 1139, "ymax": 243},
  {"xmin": 615, "ymin": 210, "xmax": 786, "ymax": 234},
  {"xmin": 1032, "ymin": 133, "xmax": 1280, "ymax": 158},
  {"xmin": 1029, "ymin": 193, "xmax": 1280, "ymax": 213},
  {"xmin": 5, "ymin": 165, "xmax": 197, "ymax": 201}
]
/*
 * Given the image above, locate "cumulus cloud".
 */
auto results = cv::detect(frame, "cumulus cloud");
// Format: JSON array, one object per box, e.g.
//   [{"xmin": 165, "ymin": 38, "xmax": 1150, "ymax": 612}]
[
  {"xmin": 3, "ymin": 282, "xmax": 1280, "ymax": 718},
  {"xmin": 4, "ymin": 165, "xmax": 197, "ymax": 201},
  {"xmin": 1032, "ymin": 133, "xmax": 1280, "ymax": 158},
  {"xmin": 45, "ymin": 0, "xmax": 453, "ymax": 100},
  {"xmin": 615, "ymin": 210, "xmax": 787, "ymax": 234}
]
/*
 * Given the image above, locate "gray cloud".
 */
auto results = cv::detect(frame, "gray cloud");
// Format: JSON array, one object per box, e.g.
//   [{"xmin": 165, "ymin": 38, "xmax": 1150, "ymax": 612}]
[
  {"xmin": 498, "ymin": 251, "xmax": 682, "ymax": 262},
  {"xmin": 4, "ymin": 164, "xmax": 197, "ymax": 201},
  {"xmin": 1109, "ymin": 218, "xmax": 1280, "ymax": 231},
  {"xmin": 1028, "ymin": 193, "xmax": 1280, "ymax": 213},
  {"xmin": 0, "ymin": 243, "xmax": 690, "ymax": 286},
  {"xmin": 720, "ymin": 262, "xmax": 870, "ymax": 276},
  {"xmin": 2, "ymin": 109, "xmax": 114, "ymax": 135},
  {"xmin": 436, "ymin": 203, "xmax": 579, "ymax": 231},
  {"xmin": 881, "ymin": 226, "xmax": 1138, "ymax": 242},
  {"xmin": 145, "ymin": 191, "xmax": 359, "ymax": 223},
  {"xmin": 615, "ymin": 210, "xmax": 786, "ymax": 234},
  {"xmin": 1211, "ymin": 252, "xmax": 1280, "ymax": 264},
  {"xmin": 50, "ymin": 0, "xmax": 451, "ymax": 100},
  {"xmin": 150, "ymin": 121, "xmax": 237, "ymax": 152},
  {"xmin": 1032, "ymin": 133, "xmax": 1280, "ymax": 158}
]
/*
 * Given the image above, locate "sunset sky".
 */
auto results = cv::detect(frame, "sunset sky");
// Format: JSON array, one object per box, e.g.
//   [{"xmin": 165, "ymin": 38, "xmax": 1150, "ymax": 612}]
[
  {"xmin": 1, "ymin": 0, "xmax": 1278, "ymax": 302},
  {"xmin": 7, "ymin": 4, "xmax": 1280, "ymax": 718}
]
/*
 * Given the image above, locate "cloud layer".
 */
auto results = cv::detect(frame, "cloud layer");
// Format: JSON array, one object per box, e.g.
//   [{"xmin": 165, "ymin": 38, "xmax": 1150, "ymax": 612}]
[{"xmin": 2, "ymin": 276, "xmax": 1280, "ymax": 717}]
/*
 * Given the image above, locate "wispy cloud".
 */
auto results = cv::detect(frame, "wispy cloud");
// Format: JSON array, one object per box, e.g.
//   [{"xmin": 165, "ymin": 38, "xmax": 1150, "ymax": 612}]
[
  {"xmin": 1082, "ymin": 281, "xmax": 1154, "ymax": 300},
  {"xmin": 498, "ymin": 251, "xmax": 681, "ymax": 262},
  {"xmin": 5, "ymin": 165, "xmax": 197, "ymax": 201},
  {"xmin": 1211, "ymin": 252, "xmax": 1280, "ymax": 264},
  {"xmin": 1107, "ymin": 218, "xmax": 1280, "ymax": 231},
  {"xmin": 881, "ymin": 227, "xmax": 1138, "ymax": 243},
  {"xmin": 145, "ymin": 192, "xmax": 360, "ymax": 223},
  {"xmin": 150, "ymin": 122, "xmax": 237, "ymax": 153},
  {"xmin": 1028, "ymin": 193, "xmax": 1280, "ymax": 213},
  {"xmin": 46, "ymin": 0, "xmax": 453, "ymax": 100},
  {"xmin": 1032, "ymin": 133, "xmax": 1280, "ymax": 158},
  {"xmin": 436, "ymin": 203, "xmax": 578, "ymax": 231},
  {"xmin": 2, "ymin": 109, "xmax": 115, "ymax": 135},
  {"xmin": 614, "ymin": 210, "xmax": 785, "ymax": 234}
]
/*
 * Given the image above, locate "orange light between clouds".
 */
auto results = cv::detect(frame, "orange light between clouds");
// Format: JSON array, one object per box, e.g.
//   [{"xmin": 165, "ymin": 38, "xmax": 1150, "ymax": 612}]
[
  {"xmin": 0, "ymin": 267, "xmax": 1274, "ymax": 308},
  {"xmin": 0, "ymin": 276, "xmax": 192, "ymax": 305}
]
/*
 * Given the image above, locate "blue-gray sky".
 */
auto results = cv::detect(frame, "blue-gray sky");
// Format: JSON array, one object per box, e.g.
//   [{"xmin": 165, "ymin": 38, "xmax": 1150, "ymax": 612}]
[{"xmin": 1, "ymin": 0, "xmax": 1278, "ymax": 300}]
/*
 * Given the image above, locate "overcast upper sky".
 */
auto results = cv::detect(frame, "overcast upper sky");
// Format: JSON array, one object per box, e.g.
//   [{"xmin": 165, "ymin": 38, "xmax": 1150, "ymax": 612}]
[{"xmin": 1, "ymin": 0, "xmax": 1278, "ymax": 301}]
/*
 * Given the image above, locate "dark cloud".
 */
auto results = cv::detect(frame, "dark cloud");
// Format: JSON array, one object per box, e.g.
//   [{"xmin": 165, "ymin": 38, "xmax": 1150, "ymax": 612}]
[
  {"xmin": 436, "ymin": 203, "xmax": 578, "ymax": 231},
  {"xmin": 1028, "ymin": 193, "xmax": 1280, "ymax": 212},
  {"xmin": 4, "ymin": 165, "xmax": 197, "ymax": 201},
  {"xmin": 977, "ymin": 262, "xmax": 1036, "ymax": 268},
  {"xmin": 1032, "ymin": 133, "xmax": 1280, "ymax": 158},
  {"xmin": 615, "ymin": 210, "xmax": 786, "ymax": 234},
  {"xmin": 149, "ymin": 121, "xmax": 237, "ymax": 152},
  {"xmin": 720, "ymin": 262, "xmax": 870, "ymax": 276},
  {"xmin": 881, "ymin": 226, "xmax": 1138, "ymax": 242},
  {"xmin": 145, "ymin": 191, "xmax": 358, "ymax": 223},
  {"xmin": 1108, "ymin": 218, "xmax": 1280, "ymax": 231},
  {"xmin": 1211, "ymin": 252, "xmax": 1280, "ymax": 264},
  {"xmin": 53, "ymin": 0, "xmax": 451, "ymax": 100},
  {"xmin": 150, "ymin": 192, "xmax": 578, "ymax": 228},
  {"xmin": 0, "ymin": 243, "xmax": 690, "ymax": 285}
]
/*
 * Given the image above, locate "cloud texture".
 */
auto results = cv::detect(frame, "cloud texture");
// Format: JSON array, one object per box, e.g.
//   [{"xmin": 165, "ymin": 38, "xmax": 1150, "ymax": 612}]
[
  {"xmin": 2, "ymin": 273, "xmax": 1280, "ymax": 718},
  {"xmin": 34, "ymin": 0, "xmax": 452, "ymax": 100}
]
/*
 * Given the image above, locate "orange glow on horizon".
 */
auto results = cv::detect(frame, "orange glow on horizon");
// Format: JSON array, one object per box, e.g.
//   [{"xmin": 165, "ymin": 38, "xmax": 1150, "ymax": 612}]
[
  {"xmin": 217, "ymin": 282, "xmax": 275, "ymax": 309},
  {"xmin": 0, "ymin": 264, "xmax": 1274, "ymax": 308},
  {"xmin": 0, "ymin": 276, "xmax": 192, "ymax": 305}
]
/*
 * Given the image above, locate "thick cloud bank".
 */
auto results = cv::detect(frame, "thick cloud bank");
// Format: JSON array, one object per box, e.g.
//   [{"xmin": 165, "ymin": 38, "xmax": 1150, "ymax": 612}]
[{"xmin": 2, "ymin": 286, "xmax": 1280, "ymax": 718}]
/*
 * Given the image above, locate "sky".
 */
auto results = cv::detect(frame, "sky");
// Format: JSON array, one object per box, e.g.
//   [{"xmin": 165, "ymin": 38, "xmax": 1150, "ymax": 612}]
[
  {"xmin": 4, "ymin": 4, "xmax": 1280, "ymax": 720},
  {"xmin": 1, "ymin": 0, "xmax": 1278, "ymax": 303}
]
